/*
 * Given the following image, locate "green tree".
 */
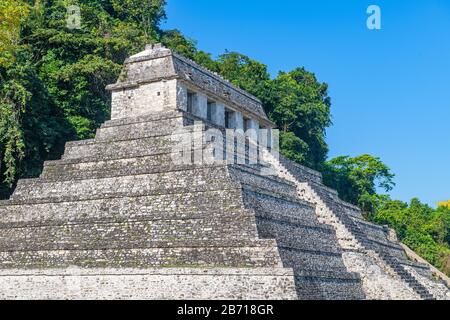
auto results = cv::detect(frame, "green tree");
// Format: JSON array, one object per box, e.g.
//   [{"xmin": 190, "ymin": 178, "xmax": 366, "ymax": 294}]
[
  {"xmin": 110, "ymin": 0, "xmax": 166, "ymax": 38},
  {"xmin": 161, "ymin": 29, "xmax": 197, "ymax": 59},
  {"xmin": 161, "ymin": 29, "xmax": 218, "ymax": 71},
  {"xmin": 372, "ymin": 198, "xmax": 450, "ymax": 275},
  {"xmin": 322, "ymin": 154, "xmax": 395, "ymax": 212},
  {"xmin": 216, "ymin": 52, "xmax": 270, "ymax": 95},
  {"xmin": 0, "ymin": 0, "xmax": 30, "ymax": 189},
  {"xmin": 0, "ymin": 0, "xmax": 30, "ymax": 68},
  {"xmin": 438, "ymin": 200, "xmax": 450, "ymax": 209},
  {"xmin": 269, "ymin": 68, "xmax": 332, "ymax": 168},
  {"xmin": 0, "ymin": 0, "xmax": 167, "ymax": 198}
]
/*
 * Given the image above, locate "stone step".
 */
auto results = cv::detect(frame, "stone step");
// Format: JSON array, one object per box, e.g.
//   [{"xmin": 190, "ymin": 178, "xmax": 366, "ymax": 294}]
[
  {"xmin": 242, "ymin": 184, "xmax": 304, "ymax": 206},
  {"xmin": 256, "ymin": 219, "xmax": 342, "ymax": 254},
  {"xmin": 295, "ymin": 278, "xmax": 365, "ymax": 300},
  {"xmin": 278, "ymin": 246, "xmax": 349, "ymax": 273},
  {"xmin": 307, "ymin": 180, "xmax": 339, "ymax": 197},
  {"xmin": 242, "ymin": 185, "xmax": 315, "ymax": 216},
  {"xmin": 241, "ymin": 186, "xmax": 335, "ymax": 235},
  {"xmin": 355, "ymin": 224, "xmax": 389, "ymax": 241},
  {"xmin": 16, "ymin": 164, "xmax": 296, "ymax": 207},
  {"xmin": 62, "ymin": 125, "xmax": 272, "ymax": 168},
  {"xmin": 0, "ymin": 188, "xmax": 246, "ymax": 227},
  {"xmin": 11, "ymin": 165, "xmax": 240, "ymax": 202},
  {"xmin": 294, "ymin": 269, "xmax": 365, "ymax": 300},
  {"xmin": 228, "ymin": 165, "xmax": 298, "ymax": 198},
  {"xmin": 294, "ymin": 269, "xmax": 362, "ymax": 281},
  {"xmin": 63, "ymin": 122, "xmax": 266, "ymax": 163},
  {"xmin": 376, "ymin": 253, "xmax": 435, "ymax": 299},
  {"xmin": 278, "ymin": 155, "xmax": 323, "ymax": 184},
  {"xmin": 350, "ymin": 216, "xmax": 387, "ymax": 230},
  {"xmin": 366, "ymin": 237, "xmax": 405, "ymax": 253},
  {"xmin": 317, "ymin": 199, "xmax": 402, "ymax": 260},
  {"xmin": 43, "ymin": 143, "xmax": 271, "ymax": 182},
  {"xmin": 0, "ymin": 267, "xmax": 297, "ymax": 300},
  {"xmin": 400, "ymin": 260, "xmax": 431, "ymax": 271},
  {"xmin": 255, "ymin": 209, "xmax": 335, "ymax": 234},
  {"xmin": 95, "ymin": 114, "xmax": 186, "ymax": 142},
  {"xmin": 0, "ymin": 239, "xmax": 282, "ymax": 269},
  {"xmin": 42, "ymin": 151, "xmax": 206, "ymax": 181},
  {"xmin": 62, "ymin": 131, "xmax": 196, "ymax": 161},
  {"xmin": 0, "ymin": 215, "xmax": 259, "ymax": 251},
  {"xmin": 279, "ymin": 155, "xmax": 446, "ymax": 300},
  {"xmin": 100, "ymin": 110, "xmax": 184, "ymax": 129},
  {"xmin": 336, "ymin": 199, "xmax": 363, "ymax": 215}
]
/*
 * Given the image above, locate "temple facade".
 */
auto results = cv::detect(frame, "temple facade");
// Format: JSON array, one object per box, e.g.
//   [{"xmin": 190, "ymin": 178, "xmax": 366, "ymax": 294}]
[
  {"xmin": 0, "ymin": 45, "xmax": 448, "ymax": 300},
  {"xmin": 106, "ymin": 43, "xmax": 273, "ymax": 131}
]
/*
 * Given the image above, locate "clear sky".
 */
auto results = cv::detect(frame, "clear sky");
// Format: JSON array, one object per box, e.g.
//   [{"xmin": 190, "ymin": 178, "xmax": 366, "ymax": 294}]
[{"xmin": 163, "ymin": 0, "xmax": 450, "ymax": 207}]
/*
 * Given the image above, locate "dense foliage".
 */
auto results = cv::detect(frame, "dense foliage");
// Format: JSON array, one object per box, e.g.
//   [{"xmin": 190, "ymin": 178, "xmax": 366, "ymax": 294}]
[
  {"xmin": 0, "ymin": 0, "xmax": 165, "ymax": 196},
  {"xmin": 322, "ymin": 154, "xmax": 395, "ymax": 213},
  {"xmin": 371, "ymin": 198, "xmax": 450, "ymax": 275},
  {"xmin": 0, "ymin": 1, "xmax": 448, "ymax": 275}
]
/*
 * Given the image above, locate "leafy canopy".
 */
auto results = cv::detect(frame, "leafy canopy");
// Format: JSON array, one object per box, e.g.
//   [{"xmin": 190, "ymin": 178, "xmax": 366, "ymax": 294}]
[
  {"xmin": 322, "ymin": 154, "xmax": 395, "ymax": 213},
  {"xmin": 0, "ymin": 0, "xmax": 166, "ymax": 197},
  {"xmin": 372, "ymin": 198, "xmax": 450, "ymax": 275},
  {"xmin": 0, "ymin": 0, "xmax": 30, "ymax": 68}
]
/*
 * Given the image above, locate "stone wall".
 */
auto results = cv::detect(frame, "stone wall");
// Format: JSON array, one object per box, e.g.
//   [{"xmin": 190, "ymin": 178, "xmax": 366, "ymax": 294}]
[
  {"xmin": 0, "ymin": 268, "xmax": 296, "ymax": 300},
  {"xmin": 111, "ymin": 80, "xmax": 178, "ymax": 119}
]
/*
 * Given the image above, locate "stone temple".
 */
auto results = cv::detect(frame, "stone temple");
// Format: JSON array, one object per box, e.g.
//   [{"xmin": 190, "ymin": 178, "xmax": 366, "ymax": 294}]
[{"xmin": 0, "ymin": 44, "xmax": 448, "ymax": 300}]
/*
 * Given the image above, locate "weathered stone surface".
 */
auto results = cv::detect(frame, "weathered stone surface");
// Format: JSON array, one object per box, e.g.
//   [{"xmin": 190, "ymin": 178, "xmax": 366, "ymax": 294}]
[
  {"xmin": 263, "ymin": 151, "xmax": 450, "ymax": 300},
  {"xmin": 106, "ymin": 45, "xmax": 272, "ymax": 126},
  {"xmin": 0, "ymin": 268, "xmax": 296, "ymax": 300},
  {"xmin": 0, "ymin": 45, "xmax": 447, "ymax": 300}
]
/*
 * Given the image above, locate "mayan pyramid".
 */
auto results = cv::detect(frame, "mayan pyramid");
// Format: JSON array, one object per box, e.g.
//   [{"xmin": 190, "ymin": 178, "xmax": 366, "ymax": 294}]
[{"xmin": 0, "ymin": 44, "xmax": 448, "ymax": 300}]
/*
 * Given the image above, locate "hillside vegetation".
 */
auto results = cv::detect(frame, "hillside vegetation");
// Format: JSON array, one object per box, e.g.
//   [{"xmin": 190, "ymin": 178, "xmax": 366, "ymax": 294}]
[{"xmin": 0, "ymin": 0, "xmax": 448, "ymax": 275}]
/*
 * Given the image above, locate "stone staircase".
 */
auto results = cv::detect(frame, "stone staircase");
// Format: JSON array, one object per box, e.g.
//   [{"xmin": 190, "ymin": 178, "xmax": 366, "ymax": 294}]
[
  {"xmin": 0, "ymin": 110, "xmax": 365, "ymax": 299},
  {"xmin": 232, "ymin": 168, "xmax": 365, "ymax": 300},
  {"xmin": 191, "ymin": 116, "xmax": 366, "ymax": 299},
  {"xmin": 0, "ymin": 106, "xmax": 447, "ymax": 299},
  {"xmin": 262, "ymin": 151, "xmax": 449, "ymax": 300}
]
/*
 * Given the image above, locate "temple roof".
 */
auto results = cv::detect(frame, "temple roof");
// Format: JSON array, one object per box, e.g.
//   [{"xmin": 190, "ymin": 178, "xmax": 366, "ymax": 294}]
[{"xmin": 106, "ymin": 44, "xmax": 271, "ymax": 124}]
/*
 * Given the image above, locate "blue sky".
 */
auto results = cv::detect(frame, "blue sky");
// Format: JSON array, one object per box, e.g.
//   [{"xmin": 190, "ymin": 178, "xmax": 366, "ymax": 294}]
[{"xmin": 163, "ymin": 0, "xmax": 450, "ymax": 207}]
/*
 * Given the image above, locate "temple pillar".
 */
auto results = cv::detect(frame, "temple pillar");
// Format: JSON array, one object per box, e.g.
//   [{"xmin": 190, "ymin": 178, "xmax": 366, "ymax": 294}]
[
  {"xmin": 228, "ymin": 111, "xmax": 244, "ymax": 131},
  {"xmin": 192, "ymin": 93, "xmax": 208, "ymax": 119},
  {"xmin": 211, "ymin": 103, "xmax": 225, "ymax": 127},
  {"xmin": 246, "ymin": 119, "xmax": 259, "ymax": 142}
]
